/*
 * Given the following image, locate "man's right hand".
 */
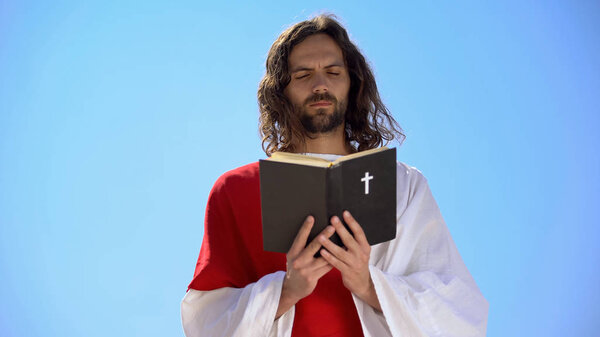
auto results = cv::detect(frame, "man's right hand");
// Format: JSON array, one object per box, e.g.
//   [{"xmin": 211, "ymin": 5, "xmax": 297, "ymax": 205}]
[{"xmin": 275, "ymin": 216, "xmax": 334, "ymax": 319}]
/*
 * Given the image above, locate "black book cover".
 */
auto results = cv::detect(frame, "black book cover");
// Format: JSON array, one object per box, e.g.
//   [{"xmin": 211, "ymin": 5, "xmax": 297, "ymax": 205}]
[{"xmin": 259, "ymin": 147, "xmax": 397, "ymax": 253}]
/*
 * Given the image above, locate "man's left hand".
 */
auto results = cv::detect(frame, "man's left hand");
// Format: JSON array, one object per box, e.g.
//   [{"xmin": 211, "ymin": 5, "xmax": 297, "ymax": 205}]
[{"xmin": 318, "ymin": 210, "xmax": 382, "ymax": 311}]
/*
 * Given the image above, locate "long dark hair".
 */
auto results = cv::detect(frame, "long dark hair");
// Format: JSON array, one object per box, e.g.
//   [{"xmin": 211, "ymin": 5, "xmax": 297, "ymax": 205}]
[{"xmin": 258, "ymin": 14, "xmax": 405, "ymax": 155}]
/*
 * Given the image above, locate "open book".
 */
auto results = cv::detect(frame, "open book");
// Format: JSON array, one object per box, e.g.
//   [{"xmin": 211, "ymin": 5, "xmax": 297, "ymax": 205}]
[{"xmin": 259, "ymin": 147, "xmax": 397, "ymax": 253}]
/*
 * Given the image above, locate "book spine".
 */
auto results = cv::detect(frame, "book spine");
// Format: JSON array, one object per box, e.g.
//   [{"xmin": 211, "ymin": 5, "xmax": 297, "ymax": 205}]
[{"xmin": 326, "ymin": 164, "xmax": 344, "ymax": 246}]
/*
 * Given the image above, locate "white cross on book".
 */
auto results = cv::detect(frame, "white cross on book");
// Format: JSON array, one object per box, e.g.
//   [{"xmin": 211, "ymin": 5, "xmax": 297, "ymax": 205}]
[{"xmin": 361, "ymin": 172, "xmax": 374, "ymax": 194}]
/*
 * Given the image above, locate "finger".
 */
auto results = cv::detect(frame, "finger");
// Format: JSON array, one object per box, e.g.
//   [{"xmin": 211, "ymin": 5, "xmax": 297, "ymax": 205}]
[
  {"xmin": 319, "ymin": 236, "xmax": 351, "ymax": 264},
  {"xmin": 288, "ymin": 215, "xmax": 314, "ymax": 257},
  {"xmin": 330, "ymin": 215, "xmax": 361, "ymax": 252},
  {"xmin": 320, "ymin": 248, "xmax": 348, "ymax": 273},
  {"xmin": 313, "ymin": 263, "xmax": 333, "ymax": 279},
  {"xmin": 297, "ymin": 225, "xmax": 335, "ymax": 262},
  {"xmin": 308, "ymin": 256, "xmax": 331, "ymax": 270},
  {"xmin": 343, "ymin": 211, "xmax": 369, "ymax": 247},
  {"xmin": 287, "ymin": 258, "xmax": 330, "ymax": 280}
]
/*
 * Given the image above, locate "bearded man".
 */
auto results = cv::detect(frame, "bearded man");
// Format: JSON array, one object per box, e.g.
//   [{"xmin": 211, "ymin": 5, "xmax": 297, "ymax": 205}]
[{"xmin": 182, "ymin": 15, "xmax": 488, "ymax": 337}]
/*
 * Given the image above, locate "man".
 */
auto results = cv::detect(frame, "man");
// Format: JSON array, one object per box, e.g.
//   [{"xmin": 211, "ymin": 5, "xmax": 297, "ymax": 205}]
[{"xmin": 182, "ymin": 15, "xmax": 488, "ymax": 337}]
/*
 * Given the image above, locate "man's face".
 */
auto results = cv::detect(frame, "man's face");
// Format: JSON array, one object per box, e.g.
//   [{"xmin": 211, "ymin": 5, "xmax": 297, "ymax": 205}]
[{"xmin": 284, "ymin": 33, "xmax": 351, "ymax": 134}]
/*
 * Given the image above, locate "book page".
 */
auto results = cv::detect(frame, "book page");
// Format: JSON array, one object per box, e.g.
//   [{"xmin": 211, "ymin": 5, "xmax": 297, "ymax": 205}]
[
  {"xmin": 332, "ymin": 146, "xmax": 389, "ymax": 165},
  {"xmin": 268, "ymin": 152, "xmax": 332, "ymax": 167},
  {"xmin": 268, "ymin": 147, "xmax": 390, "ymax": 167}
]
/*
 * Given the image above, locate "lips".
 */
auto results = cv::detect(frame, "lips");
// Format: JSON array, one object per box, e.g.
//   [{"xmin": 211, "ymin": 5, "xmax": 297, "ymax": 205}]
[{"xmin": 309, "ymin": 101, "xmax": 333, "ymax": 107}]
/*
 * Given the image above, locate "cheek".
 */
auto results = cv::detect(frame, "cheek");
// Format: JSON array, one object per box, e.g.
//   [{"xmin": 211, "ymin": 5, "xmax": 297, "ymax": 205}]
[
  {"xmin": 336, "ymin": 80, "xmax": 351, "ymax": 101},
  {"xmin": 283, "ymin": 87, "xmax": 294, "ymax": 104},
  {"xmin": 285, "ymin": 85, "xmax": 306, "ymax": 105},
  {"xmin": 343, "ymin": 75, "xmax": 351, "ymax": 92},
  {"xmin": 333, "ymin": 74, "xmax": 351, "ymax": 93}
]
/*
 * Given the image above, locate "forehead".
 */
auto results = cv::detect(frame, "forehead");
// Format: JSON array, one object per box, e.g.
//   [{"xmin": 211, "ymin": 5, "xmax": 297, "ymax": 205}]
[{"xmin": 288, "ymin": 33, "xmax": 345, "ymax": 68}]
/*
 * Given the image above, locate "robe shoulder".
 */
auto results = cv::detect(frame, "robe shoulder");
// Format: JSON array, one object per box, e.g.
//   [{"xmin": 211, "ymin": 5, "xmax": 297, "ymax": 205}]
[
  {"xmin": 395, "ymin": 161, "xmax": 431, "ymax": 213},
  {"xmin": 210, "ymin": 162, "xmax": 260, "ymax": 195},
  {"xmin": 204, "ymin": 162, "xmax": 261, "ymax": 229},
  {"xmin": 397, "ymin": 161, "xmax": 427, "ymax": 187}
]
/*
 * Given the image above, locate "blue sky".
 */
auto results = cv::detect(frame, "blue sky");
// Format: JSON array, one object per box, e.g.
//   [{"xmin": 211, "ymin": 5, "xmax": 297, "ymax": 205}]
[{"xmin": 1, "ymin": 1, "xmax": 599, "ymax": 336}]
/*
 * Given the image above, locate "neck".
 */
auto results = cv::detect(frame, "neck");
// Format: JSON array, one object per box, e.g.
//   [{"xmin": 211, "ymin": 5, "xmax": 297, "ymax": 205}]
[{"xmin": 294, "ymin": 125, "xmax": 352, "ymax": 155}]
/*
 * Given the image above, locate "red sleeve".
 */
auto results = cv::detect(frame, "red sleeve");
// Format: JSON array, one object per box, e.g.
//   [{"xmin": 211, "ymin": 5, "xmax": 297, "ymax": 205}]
[{"xmin": 187, "ymin": 162, "xmax": 286, "ymax": 291}]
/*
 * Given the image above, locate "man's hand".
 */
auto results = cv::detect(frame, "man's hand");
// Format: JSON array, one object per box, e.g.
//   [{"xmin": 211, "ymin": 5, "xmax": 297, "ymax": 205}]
[
  {"xmin": 276, "ymin": 215, "xmax": 335, "ymax": 319},
  {"xmin": 318, "ymin": 210, "xmax": 382, "ymax": 312}
]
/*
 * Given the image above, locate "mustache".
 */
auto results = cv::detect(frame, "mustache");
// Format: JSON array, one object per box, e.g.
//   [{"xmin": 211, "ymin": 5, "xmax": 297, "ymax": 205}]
[{"xmin": 303, "ymin": 93, "xmax": 338, "ymax": 105}]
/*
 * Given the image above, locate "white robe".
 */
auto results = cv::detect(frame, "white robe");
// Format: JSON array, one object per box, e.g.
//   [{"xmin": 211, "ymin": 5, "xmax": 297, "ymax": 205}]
[{"xmin": 181, "ymin": 162, "xmax": 489, "ymax": 336}]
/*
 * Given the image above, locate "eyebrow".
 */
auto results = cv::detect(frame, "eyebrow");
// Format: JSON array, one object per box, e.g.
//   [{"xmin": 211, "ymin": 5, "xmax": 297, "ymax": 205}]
[{"xmin": 290, "ymin": 63, "xmax": 345, "ymax": 73}]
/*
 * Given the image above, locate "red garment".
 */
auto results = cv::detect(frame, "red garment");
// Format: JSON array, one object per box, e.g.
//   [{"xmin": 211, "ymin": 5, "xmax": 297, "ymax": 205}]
[{"xmin": 188, "ymin": 162, "xmax": 364, "ymax": 337}]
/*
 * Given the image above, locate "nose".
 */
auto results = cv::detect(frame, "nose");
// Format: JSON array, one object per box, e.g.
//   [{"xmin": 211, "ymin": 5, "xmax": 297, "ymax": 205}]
[{"xmin": 311, "ymin": 73, "xmax": 328, "ymax": 93}]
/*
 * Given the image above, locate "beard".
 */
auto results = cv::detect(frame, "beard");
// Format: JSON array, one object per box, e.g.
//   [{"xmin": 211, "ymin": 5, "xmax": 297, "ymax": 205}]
[{"xmin": 295, "ymin": 93, "xmax": 347, "ymax": 134}]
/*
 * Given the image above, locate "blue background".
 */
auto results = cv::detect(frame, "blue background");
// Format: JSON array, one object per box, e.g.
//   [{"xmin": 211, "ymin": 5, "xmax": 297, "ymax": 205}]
[{"xmin": 1, "ymin": 1, "xmax": 598, "ymax": 336}]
